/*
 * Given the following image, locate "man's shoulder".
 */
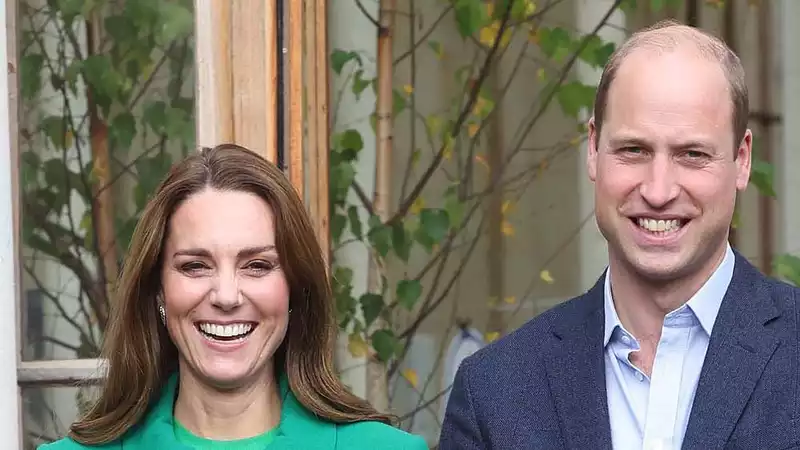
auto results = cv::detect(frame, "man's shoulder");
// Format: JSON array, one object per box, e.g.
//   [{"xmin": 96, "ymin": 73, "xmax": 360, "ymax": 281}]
[
  {"xmin": 335, "ymin": 420, "xmax": 428, "ymax": 450},
  {"xmin": 462, "ymin": 291, "xmax": 599, "ymax": 374}
]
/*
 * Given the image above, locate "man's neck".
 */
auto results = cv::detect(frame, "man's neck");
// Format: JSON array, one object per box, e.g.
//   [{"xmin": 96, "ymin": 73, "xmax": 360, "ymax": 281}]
[
  {"xmin": 608, "ymin": 245, "xmax": 728, "ymax": 347},
  {"xmin": 173, "ymin": 366, "xmax": 282, "ymax": 440}
]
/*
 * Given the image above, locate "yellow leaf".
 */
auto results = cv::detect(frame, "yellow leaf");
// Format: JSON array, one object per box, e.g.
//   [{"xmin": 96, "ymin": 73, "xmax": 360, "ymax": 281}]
[
  {"xmin": 402, "ymin": 369, "xmax": 418, "ymax": 389},
  {"xmin": 468, "ymin": 123, "xmax": 480, "ymax": 138},
  {"xmin": 540, "ymin": 269, "xmax": 555, "ymax": 284},
  {"xmin": 501, "ymin": 221, "xmax": 515, "ymax": 237},
  {"xmin": 410, "ymin": 197, "xmax": 425, "ymax": 216},
  {"xmin": 486, "ymin": 331, "xmax": 500, "ymax": 343},
  {"xmin": 347, "ymin": 333, "xmax": 369, "ymax": 358},
  {"xmin": 443, "ymin": 134, "xmax": 454, "ymax": 160},
  {"xmin": 479, "ymin": 21, "xmax": 511, "ymax": 49},
  {"xmin": 426, "ymin": 115, "xmax": 441, "ymax": 134},
  {"xmin": 528, "ymin": 28, "xmax": 541, "ymax": 45},
  {"xmin": 403, "ymin": 84, "xmax": 414, "ymax": 95},
  {"xmin": 523, "ymin": 0, "xmax": 537, "ymax": 17},
  {"xmin": 475, "ymin": 154, "xmax": 490, "ymax": 170},
  {"xmin": 503, "ymin": 296, "xmax": 516, "ymax": 305},
  {"xmin": 501, "ymin": 200, "xmax": 513, "ymax": 215},
  {"xmin": 64, "ymin": 130, "xmax": 74, "ymax": 149}
]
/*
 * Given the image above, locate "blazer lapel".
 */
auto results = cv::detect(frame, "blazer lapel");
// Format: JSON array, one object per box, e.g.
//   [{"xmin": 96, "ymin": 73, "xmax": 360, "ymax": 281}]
[
  {"xmin": 545, "ymin": 277, "xmax": 612, "ymax": 450},
  {"xmin": 681, "ymin": 253, "xmax": 780, "ymax": 450}
]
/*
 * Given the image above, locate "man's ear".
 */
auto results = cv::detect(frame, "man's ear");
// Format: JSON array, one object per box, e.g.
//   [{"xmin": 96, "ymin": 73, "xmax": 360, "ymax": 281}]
[
  {"xmin": 587, "ymin": 117, "xmax": 598, "ymax": 182},
  {"xmin": 735, "ymin": 129, "xmax": 752, "ymax": 192}
]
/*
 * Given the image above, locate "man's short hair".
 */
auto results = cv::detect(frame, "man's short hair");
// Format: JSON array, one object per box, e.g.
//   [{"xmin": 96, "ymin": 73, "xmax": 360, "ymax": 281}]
[{"xmin": 592, "ymin": 19, "xmax": 749, "ymax": 148}]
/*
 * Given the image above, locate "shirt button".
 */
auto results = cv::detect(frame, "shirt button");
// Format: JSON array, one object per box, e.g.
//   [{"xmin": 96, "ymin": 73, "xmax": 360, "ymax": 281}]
[
  {"xmin": 621, "ymin": 335, "xmax": 632, "ymax": 345},
  {"xmin": 636, "ymin": 372, "xmax": 644, "ymax": 382}
]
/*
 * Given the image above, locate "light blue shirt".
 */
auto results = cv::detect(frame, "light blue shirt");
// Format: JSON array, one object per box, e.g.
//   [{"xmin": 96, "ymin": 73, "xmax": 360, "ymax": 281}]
[{"xmin": 603, "ymin": 244, "xmax": 735, "ymax": 450}]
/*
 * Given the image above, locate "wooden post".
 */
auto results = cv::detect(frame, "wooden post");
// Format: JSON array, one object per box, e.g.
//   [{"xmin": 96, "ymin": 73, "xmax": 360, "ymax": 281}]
[
  {"xmin": 286, "ymin": 0, "xmax": 330, "ymax": 258},
  {"xmin": 195, "ymin": 0, "xmax": 278, "ymax": 163}
]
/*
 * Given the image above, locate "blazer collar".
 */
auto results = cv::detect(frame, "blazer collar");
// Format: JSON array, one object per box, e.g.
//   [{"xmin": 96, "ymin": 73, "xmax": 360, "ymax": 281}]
[
  {"xmin": 545, "ymin": 249, "xmax": 781, "ymax": 450},
  {"xmin": 130, "ymin": 371, "xmax": 337, "ymax": 449},
  {"xmin": 681, "ymin": 250, "xmax": 780, "ymax": 450}
]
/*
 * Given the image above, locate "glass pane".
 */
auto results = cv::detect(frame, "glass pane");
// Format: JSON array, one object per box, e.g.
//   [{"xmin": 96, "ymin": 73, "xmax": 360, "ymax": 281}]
[
  {"xmin": 22, "ymin": 385, "xmax": 100, "ymax": 449},
  {"xmin": 17, "ymin": 0, "xmax": 196, "ymax": 360}
]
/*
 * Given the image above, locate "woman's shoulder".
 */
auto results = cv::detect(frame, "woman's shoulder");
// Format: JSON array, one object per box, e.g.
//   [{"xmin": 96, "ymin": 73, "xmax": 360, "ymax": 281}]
[
  {"xmin": 335, "ymin": 420, "xmax": 428, "ymax": 450},
  {"xmin": 37, "ymin": 437, "xmax": 119, "ymax": 450}
]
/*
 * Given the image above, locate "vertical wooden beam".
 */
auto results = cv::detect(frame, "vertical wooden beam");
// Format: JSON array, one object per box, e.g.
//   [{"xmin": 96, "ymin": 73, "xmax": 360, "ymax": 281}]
[
  {"xmin": 195, "ymin": 0, "xmax": 277, "ymax": 163},
  {"xmin": 288, "ymin": 0, "xmax": 304, "ymax": 198},
  {"xmin": 757, "ymin": 2, "xmax": 774, "ymax": 274},
  {"xmin": 1, "ymin": 0, "xmax": 23, "ymax": 445},
  {"xmin": 297, "ymin": 0, "xmax": 330, "ymax": 260}
]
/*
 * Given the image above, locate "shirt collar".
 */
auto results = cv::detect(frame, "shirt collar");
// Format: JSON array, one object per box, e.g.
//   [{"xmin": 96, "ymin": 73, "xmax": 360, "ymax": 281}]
[{"xmin": 603, "ymin": 243, "xmax": 735, "ymax": 346}]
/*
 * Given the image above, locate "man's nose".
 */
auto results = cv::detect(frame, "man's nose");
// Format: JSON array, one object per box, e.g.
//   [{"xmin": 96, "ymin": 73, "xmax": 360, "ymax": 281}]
[
  {"xmin": 639, "ymin": 155, "xmax": 680, "ymax": 208},
  {"xmin": 210, "ymin": 269, "xmax": 241, "ymax": 311}
]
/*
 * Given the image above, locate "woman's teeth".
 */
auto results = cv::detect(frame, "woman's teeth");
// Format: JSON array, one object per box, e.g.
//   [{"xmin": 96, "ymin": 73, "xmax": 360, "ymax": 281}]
[{"xmin": 197, "ymin": 322, "xmax": 254, "ymax": 340}]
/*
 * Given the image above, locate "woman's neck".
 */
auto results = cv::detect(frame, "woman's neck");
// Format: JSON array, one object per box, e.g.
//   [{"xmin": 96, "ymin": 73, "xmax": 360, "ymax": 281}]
[{"xmin": 173, "ymin": 367, "xmax": 282, "ymax": 441}]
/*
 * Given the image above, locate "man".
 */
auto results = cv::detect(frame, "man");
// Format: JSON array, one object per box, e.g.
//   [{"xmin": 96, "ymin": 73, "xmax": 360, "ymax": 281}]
[{"xmin": 439, "ymin": 19, "xmax": 800, "ymax": 450}]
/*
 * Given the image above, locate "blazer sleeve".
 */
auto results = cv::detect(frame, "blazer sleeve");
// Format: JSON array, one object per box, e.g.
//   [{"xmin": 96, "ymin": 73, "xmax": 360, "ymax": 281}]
[{"xmin": 438, "ymin": 359, "xmax": 486, "ymax": 450}]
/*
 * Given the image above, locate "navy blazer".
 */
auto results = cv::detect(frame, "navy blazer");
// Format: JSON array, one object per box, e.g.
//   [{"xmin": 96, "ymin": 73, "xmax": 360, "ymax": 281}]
[{"xmin": 439, "ymin": 251, "xmax": 800, "ymax": 450}]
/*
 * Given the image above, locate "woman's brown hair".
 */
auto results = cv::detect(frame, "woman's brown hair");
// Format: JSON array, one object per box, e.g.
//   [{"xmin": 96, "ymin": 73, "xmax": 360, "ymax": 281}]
[{"xmin": 69, "ymin": 144, "xmax": 393, "ymax": 444}]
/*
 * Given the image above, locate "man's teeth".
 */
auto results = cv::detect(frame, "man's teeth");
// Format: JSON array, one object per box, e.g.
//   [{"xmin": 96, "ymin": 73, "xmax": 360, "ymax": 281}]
[
  {"xmin": 637, "ymin": 218, "xmax": 681, "ymax": 233},
  {"xmin": 198, "ymin": 323, "xmax": 253, "ymax": 338}
]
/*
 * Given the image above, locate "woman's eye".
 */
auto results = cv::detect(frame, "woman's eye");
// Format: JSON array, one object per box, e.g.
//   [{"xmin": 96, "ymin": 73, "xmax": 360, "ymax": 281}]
[
  {"xmin": 244, "ymin": 260, "xmax": 274, "ymax": 274},
  {"xmin": 181, "ymin": 262, "xmax": 208, "ymax": 273}
]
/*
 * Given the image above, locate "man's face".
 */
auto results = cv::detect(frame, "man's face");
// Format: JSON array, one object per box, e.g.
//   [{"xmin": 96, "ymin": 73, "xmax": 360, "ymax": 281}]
[{"xmin": 587, "ymin": 48, "xmax": 751, "ymax": 283}]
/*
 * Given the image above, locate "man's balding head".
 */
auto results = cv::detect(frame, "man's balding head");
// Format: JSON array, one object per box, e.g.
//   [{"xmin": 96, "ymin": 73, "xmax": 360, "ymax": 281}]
[{"xmin": 592, "ymin": 19, "xmax": 748, "ymax": 149}]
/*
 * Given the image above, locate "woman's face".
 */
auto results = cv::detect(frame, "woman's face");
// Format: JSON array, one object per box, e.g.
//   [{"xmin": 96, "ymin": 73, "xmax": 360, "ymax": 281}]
[{"xmin": 160, "ymin": 188, "xmax": 290, "ymax": 389}]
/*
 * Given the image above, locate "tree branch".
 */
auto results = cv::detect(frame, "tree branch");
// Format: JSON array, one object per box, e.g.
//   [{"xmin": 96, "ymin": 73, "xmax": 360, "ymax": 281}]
[
  {"xmin": 384, "ymin": 2, "xmax": 516, "ymax": 228},
  {"xmin": 356, "ymin": 0, "xmax": 382, "ymax": 29}
]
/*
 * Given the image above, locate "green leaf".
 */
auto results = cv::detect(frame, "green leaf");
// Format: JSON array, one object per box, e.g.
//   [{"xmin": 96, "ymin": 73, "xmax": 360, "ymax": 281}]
[
  {"xmin": 538, "ymin": 27, "xmax": 573, "ymax": 61},
  {"xmin": 391, "ymin": 220, "xmax": 412, "ymax": 262},
  {"xmin": 340, "ymin": 129, "xmax": 364, "ymax": 153},
  {"xmin": 329, "ymin": 163, "xmax": 355, "ymax": 203},
  {"xmin": 396, "ymin": 279, "xmax": 422, "ymax": 310},
  {"xmin": 393, "ymin": 90, "xmax": 408, "ymax": 116},
  {"xmin": 143, "ymin": 101, "xmax": 168, "ymax": 133},
  {"xmin": 331, "ymin": 50, "xmax": 360, "ymax": 74},
  {"xmin": 352, "ymin": 70, "xmax": 371, "ymax": 100},
  {"xmin": 359, "ymin": 293, "xmax": 384, "ymax": 328},
  {"xmin": 367, "ymin": 215, "xmax": 391, "ymax": 258},
  {"xmin": 347, "ymin": 205, "xmax": 362, "ymax": 239},
  {"xmin": 19, "ymin": 53, "xmax": 44, "ymax": 100},
  {"xmin": 40, "ymin": 116, "xmax": 69, "ymax": 149},
  {"xmin": 58, "ymin": 0, "xmax": 85, "ymax": 25},
  {"xmin": 331, "ymin": 211, "xmax": 347, "ymax": 243},
  {"xmin": 444, "ymin": 186, "xmax": 465, "ymax": 230},
  {"xmin": 774, "ymin": 253, "xmax": 800, "ymax": 286},
  {"xmin": 428, "ymin": 41, "xmax": 444, "ymax": 58},
  {"xmin": 371, "ymin": 329, "xmax": 398, "ymax": 362},
  {"xmin": 110, "ymin": 112, "xmax": 137, "ymax": 151},
  {"xmin": 557, "ymin": 81, "xmax": 596, "ymax": 118},
  {"xmin": 454, "ymin": 0, "xmax": 488, "ymax": 38},
  {"xmin": 578, "ymin": 35, "xmax": 616, "ymax": 69},
  {"xmin": 751, "ymin": 157, "xmax": 776, "ymax": 197},
  {"xmin": 156, "ymin": 2, "xmax": 194, "ymax": 45},
  {"xmin": 419, "ymin": 208, "xmax": 450, "ymax": 243}
]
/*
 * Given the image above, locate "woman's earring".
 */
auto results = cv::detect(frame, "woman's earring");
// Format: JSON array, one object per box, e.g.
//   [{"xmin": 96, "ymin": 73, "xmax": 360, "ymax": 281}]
[{"xmin": 159, "ymin": 303, "xmax": 166, "ymax": 325}]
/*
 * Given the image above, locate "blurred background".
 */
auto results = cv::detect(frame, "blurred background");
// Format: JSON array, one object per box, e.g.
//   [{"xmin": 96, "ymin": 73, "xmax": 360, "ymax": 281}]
[{"xmin": 7, "ymin": 0, "xmax": 799, "ymax": 448}]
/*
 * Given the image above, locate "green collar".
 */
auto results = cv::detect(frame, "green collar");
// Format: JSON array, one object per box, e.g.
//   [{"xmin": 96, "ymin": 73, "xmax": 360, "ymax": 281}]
[{"xmin": 126, "ymin": 372, "xmax": 337, "ymax": 449}]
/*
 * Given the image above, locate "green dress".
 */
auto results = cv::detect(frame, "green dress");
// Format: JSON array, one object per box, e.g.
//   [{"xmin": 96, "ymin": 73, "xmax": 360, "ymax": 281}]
[{"xmin": 38, "ymin": 372, "xmax": 429, "ymax": 450}]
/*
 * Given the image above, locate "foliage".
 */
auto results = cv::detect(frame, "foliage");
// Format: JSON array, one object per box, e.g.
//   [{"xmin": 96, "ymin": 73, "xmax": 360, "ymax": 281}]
[
  {"xmin": 19, "ymin": 0, "xmax": 193, "ymax": 444},
  {"xmin": 329, "ymin": 0, "xmax": 617, "ymax": 389}
]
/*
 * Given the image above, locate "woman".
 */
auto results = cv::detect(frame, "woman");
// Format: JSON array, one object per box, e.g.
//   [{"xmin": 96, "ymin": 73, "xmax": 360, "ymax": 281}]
[{"xmin": 42, "ymin": 144, "xmax": 428, "ymax": 450}]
